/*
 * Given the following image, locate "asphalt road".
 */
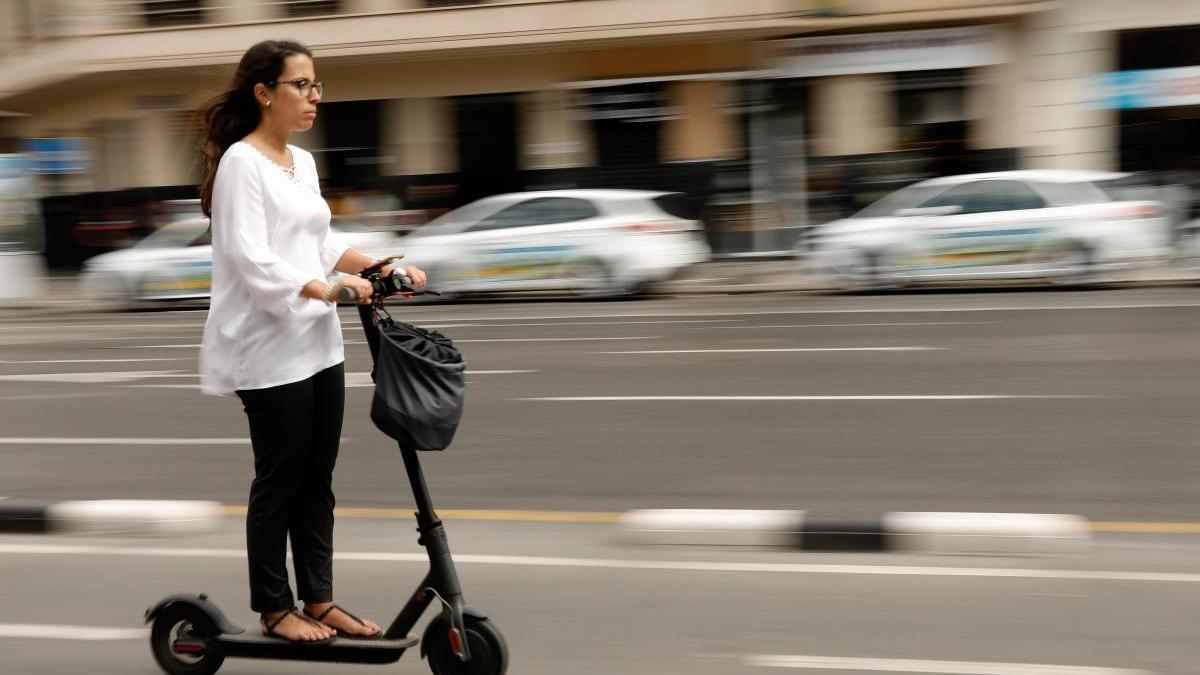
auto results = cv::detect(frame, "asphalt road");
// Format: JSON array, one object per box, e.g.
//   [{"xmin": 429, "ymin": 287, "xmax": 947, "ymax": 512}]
[
  {"xmin": 2, "ymin": 287, "xmax": 1200, "ymax": 519},
  {"xmin": 2, "ymin": 287, "xmax": 1200, "ymax": 674}
]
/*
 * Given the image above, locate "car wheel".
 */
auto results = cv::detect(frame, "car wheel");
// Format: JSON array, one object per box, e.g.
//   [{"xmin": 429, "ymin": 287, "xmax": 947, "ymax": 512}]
[
  {"xmin": 561, "ymin": 258, "xmax": 623, "ymax": 298},
  {"xmin": 836, "ymin": 250, "xmax": 895, "ymax": 293},
  {"xmin": 1047, "ymin": 241, "xmax": 1099, "ymax": 288},
  {"xmin": 79, "ymin": 271, "xmax": 134, "ymax": 310}
]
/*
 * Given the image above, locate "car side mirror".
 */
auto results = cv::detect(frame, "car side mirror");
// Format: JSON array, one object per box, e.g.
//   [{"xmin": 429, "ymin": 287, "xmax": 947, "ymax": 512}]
[{"xmin": 895, "ymin": 205, "xmax": 963, "ymax": 217}]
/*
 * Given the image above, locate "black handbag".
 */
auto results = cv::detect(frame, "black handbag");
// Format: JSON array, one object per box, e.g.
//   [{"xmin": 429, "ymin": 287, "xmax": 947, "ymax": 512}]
[{"xmin": 369, "ymin": 318, "xmax": 466, "ymax": 451}]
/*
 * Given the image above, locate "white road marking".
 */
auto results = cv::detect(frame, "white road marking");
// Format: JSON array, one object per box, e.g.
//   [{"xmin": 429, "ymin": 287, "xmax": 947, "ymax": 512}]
[
  {"xmin": 0, "ymin": 624, "xmax": 149, "ymax": 642},
  {"xmin": 1, "ymin": 543, "xmax": 1199, "ymax": 584},
  {"xmin": 0, "ymin": 323, "xmax": 206, "ymax": 331},
  {"xmin": 130, "ymin": 369, "xmax": 536, "ymax": 389},
  {"xmin": 386, "ymin": 302, "xmax": 1200, "ymax": 323},
  {"xmin": 742, "ymin": 653, "xmax": 1151, "ymax": 674},
  {"xmin": 599, "ymin": 347, "xmax": 944, "ymax": 354},
  {"xmin": 0, "ymin": 358, "xmax": 188, "ymax": 364},
  {"xmin": 343, "ymin": 370, "xmax": 535, "ymax": 388},
  {"xmin": 123, "ymin": 342, "xmax": 369, "ymax": 348},
  {"xmin": 0, "ymin": 437, "xmax": 250, "ymax": 445},
  {"xmin": 0, "ymin": 393, "xmax": 119, "ymax": 401},
  {"xmin": 344, "ymin": 323, "xmax": 479, "ymax": 330},
  {"xmin": 0, "ymin": 370, "xmax": 183, "ymax": 383},
  {"xmin": 520, "ymin": 395, "xmax": 1094, "ymax": 401},
  {"xmin": 693, "ymin": 322, "xmax": 994, "ymax": 329},
  {"xmin": 456, "ymin": 336, "xmax": 659, "ymax": 343},
  {"xmin": 398, "ymin": 319, "xmax": 734, "ymax": 327}
]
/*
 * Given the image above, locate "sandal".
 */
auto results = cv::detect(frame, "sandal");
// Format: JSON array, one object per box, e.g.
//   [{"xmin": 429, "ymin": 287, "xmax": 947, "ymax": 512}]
[
  {"xmin": 260, "ymin": 607, "xmax": 336, "ymax": 644},
  {"xmin": 305, "ymin": 603, "xmax": 383, "ymax": 640}
]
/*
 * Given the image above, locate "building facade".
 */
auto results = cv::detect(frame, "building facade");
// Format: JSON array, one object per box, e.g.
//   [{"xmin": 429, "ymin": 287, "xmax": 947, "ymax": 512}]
[{"xmin": 0, "ymin": 0, "xmax": 1192, "ymax": 264}]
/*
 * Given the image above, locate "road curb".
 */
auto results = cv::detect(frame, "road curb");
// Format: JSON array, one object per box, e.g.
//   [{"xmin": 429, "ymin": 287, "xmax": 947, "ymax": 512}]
[
  {"xmin": 620, "ymin": 509, "xmax": 1092, "ymax": 555},
  {"xmin": 0, "ymin": 499, "xmax": 222, "ymax": 536}
]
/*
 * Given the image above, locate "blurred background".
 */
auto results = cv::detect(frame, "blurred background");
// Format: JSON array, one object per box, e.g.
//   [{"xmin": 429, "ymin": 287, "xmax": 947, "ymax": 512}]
[
  {"xmin": 3, "ymin": 0, "xmax": 1200, "ymax": 290},
  {"xmin": 6, "ymin": 3, "xmax": 1200, "ymax": 675}
]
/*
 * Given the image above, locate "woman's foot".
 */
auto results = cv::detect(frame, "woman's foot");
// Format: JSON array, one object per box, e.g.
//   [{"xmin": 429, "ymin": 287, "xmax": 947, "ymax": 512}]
[
  {"xmin": 260, "ymin": 608, "xmax": 335, "ymax": 642},
  {"xmin": 303, "ymin": 602, "xmax": 382, "ymax": 638}
]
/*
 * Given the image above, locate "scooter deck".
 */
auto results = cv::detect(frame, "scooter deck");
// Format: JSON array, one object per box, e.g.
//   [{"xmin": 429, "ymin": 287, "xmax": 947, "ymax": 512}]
[{"xmin": 215, "ymin": 631, "xmax": 419, "ymax": 663}]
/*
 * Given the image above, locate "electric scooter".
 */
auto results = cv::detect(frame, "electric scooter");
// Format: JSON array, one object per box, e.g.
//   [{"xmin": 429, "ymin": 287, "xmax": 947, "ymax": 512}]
[{"xmin": 145, "ymin": 266, "xmax": 508, "ymax": 675}]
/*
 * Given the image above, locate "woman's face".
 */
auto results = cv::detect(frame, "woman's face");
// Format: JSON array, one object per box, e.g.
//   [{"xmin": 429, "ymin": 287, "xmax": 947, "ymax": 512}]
[{"xmin": 261, "ymin": 53, "xmax": 321, "ymax": 132}]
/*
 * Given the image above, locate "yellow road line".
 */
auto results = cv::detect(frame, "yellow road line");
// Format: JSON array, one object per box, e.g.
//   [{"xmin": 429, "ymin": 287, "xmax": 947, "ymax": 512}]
[
  {"xmin": 1090, "ymin": 521, "xmax": 1200, "ymax": 534},
  {"xmin": 215, "ymin": 507, "xmax": 1200, "ymax": 532}
]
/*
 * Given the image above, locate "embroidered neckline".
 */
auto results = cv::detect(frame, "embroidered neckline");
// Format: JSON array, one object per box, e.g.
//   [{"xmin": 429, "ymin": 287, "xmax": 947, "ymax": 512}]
[{"xmin": 237, "ymin": 141, "xmax": 301, "ymax": 185}]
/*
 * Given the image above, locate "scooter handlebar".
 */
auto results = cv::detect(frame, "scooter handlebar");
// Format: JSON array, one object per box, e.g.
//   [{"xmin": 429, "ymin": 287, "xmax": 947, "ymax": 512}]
[{"xmin": 364, "ymin": 268, "xmax": 440, "ymax": 299}]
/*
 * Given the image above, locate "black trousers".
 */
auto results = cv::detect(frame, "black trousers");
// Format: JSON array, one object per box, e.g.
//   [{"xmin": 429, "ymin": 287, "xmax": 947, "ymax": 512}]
[{"xmin": 236, "ymin": 362, "xmax": 345, "ymax": 614}]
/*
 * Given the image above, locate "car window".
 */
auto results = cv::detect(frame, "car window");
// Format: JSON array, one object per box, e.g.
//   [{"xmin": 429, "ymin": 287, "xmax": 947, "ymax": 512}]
[
  {"xmin": 1004, "ymin": 181, "xmax": 1047, "ymax": 211},
  {"xmin": 652, "ymin": 193, "xmax": 694, "ymax": 220},
  {"xmin": 539, "ymin": 197, "xmax": 600, "ymax": 223},
  {"xmin": 416, "ymin": 198, "xmax": 509, "ymax": 236},
  {"xmin": 919, "ymin": 180, "xmax": 1046, "ymax": 214},
  {"xmin": 468, "ymin": 197, "xmax": 599, "ymax": 232}
]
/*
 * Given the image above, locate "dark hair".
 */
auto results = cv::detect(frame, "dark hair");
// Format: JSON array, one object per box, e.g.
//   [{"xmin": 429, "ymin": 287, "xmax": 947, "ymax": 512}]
[{"xmin": 198, "ymin": 40, "xmax": 312, "ymax": 217}]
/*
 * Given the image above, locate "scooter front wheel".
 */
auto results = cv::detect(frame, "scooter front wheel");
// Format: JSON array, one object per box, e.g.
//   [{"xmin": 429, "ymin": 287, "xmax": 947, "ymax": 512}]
[
  {"xmin": 423, "ymin": 615, "xmax": 508, "ymax": 675},
  {"xmin": 150, "ymin": 603, "xmax": 225, "ymax": 675}
]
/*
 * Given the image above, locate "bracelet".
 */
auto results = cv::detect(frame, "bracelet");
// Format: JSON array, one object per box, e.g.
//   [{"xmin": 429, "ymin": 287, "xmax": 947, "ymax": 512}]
[{"xmin": 322, "ymin": 284, "xmax": 336, "ymax": 304}]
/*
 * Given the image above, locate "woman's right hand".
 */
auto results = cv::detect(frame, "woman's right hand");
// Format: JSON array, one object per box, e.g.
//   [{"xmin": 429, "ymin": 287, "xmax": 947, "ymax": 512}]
[{"xmin": 329, "ymin": 275, "xmax": 374, "ymax": 304}]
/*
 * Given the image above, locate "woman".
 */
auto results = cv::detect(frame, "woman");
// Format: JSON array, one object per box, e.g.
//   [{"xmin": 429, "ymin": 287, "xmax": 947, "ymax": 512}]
[{"xmin": 197, "ymin": 40, "xmax": 426, "ymax": 643}]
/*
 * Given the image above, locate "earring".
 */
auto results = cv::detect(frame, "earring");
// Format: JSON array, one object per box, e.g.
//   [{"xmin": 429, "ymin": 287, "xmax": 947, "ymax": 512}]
[{"xmin": 266, "ymin": 100, "xmax": 271, "ymax": 107}]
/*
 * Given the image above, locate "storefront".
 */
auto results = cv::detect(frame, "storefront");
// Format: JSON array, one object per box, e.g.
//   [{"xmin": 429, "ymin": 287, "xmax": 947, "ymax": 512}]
[
  {"xmin": 764, "ymin": 25, "xmax": 1020, "ymax": 251},
  {"xmin": 1090, "ymin": 24, "xmax": 1200, "ymax": 233}
]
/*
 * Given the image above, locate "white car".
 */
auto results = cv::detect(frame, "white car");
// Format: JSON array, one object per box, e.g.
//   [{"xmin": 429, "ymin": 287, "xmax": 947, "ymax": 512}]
[
  {"xmin": 808, "ymin": 170, "xmax": 1169, "ymax": 290},
  {"xmin": 397, "ymin": 189, "xmax": 710, "ymax": 297},
  {"xmin": 78, "ymin": 217, "xmax": 401, "ymax": 304}
]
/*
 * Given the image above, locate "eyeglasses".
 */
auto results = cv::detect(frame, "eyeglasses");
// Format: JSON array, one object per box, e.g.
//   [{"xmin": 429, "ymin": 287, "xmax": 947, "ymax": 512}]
[{"xmin": 268, "ymin": 78, "xmax": 324, "ymax": 98}]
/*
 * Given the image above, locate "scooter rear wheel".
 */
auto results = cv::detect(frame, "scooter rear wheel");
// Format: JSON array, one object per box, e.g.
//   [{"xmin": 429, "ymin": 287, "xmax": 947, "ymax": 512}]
[
  {"xmin": 150, "ymin": 603, "xmax": 225, "ymax": 675},
  {"xmin": 423, "ymin": 616, "xmax": 508, "ymax": 675}
]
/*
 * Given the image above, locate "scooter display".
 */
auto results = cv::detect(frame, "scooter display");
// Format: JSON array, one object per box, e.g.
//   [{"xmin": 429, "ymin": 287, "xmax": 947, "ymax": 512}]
[{"xmin": 145, "ymin": 266, "xmax": 508, "ymax": 675}]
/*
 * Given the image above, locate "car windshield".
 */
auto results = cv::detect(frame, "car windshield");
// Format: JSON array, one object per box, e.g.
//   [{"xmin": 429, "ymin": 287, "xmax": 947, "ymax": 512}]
[
  {"xmin": 851, "ymin": 183, "xmax": 941, "ymax": 219},
  {"xmin": 413, "ymin": 199, "xmax": 508, "ymax": 237},
  {"xmin": 137, "ymin": 222, "xmax": 209, "ymax": 249}
]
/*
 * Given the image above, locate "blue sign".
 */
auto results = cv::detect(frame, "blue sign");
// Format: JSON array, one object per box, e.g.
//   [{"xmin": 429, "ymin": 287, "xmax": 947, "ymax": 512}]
[
  {"xmin": 20, "ymin": 137, "xmax": 89, "ymax": 174},
  {"xmin": 1089, "ymin": 67, "xmax": 1200, "ymax": 110}
]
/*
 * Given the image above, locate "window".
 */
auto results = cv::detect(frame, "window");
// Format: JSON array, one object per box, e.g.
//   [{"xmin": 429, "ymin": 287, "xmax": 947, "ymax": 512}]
[
  {"xmin": 282, "ymin": 0, "xmax": 341, "ymax": 18},
  {"xmin": 535, "ymin": 197, "xmax": 600, "ymax": 224},
  {"xmin": 141, "ymin": 0, "xmax": 205, "ymax": 28},
  {"xmin": 919, "ymin": 180, "xmax": 1046, "ymax": 215},
  {"xmin": 1004, "ymin": 181, "xmax": 1047, "ymax": 211},
  {"xmin": 469, "ymin": 198, "xmax": 599, "ymax": 232}
]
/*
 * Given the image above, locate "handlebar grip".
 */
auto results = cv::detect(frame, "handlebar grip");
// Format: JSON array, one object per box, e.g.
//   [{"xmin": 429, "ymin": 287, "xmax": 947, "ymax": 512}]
[{"xmin": 336, "ymin": 286, "xmax": 359, "ymax": 302}]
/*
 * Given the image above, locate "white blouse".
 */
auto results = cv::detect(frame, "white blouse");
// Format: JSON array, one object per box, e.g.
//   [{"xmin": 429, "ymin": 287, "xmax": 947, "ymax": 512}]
[{"xmin": 199, "ymin": 141, "xmax": 349, "ymax": 396}]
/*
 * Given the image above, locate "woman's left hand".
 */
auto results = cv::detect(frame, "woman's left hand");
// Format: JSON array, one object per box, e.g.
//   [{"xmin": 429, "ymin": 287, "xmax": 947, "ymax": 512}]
[
  {"xmin": 402, "ymin": 266, "xmax": 427, "ymax": 290},
  {"xmin": 380, "ymin": 263, "xmax": 427, "ymax": 290}
]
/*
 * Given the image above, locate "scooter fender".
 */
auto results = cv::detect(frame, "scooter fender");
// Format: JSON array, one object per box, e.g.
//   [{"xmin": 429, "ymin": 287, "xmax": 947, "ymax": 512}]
[
  {"xmin": 144, "ymin": 593, "xmax": 244, "ymax": 634},
  {"xmin": 419, "ymin": 605, "xmax": 489, "ymax": 659}
]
